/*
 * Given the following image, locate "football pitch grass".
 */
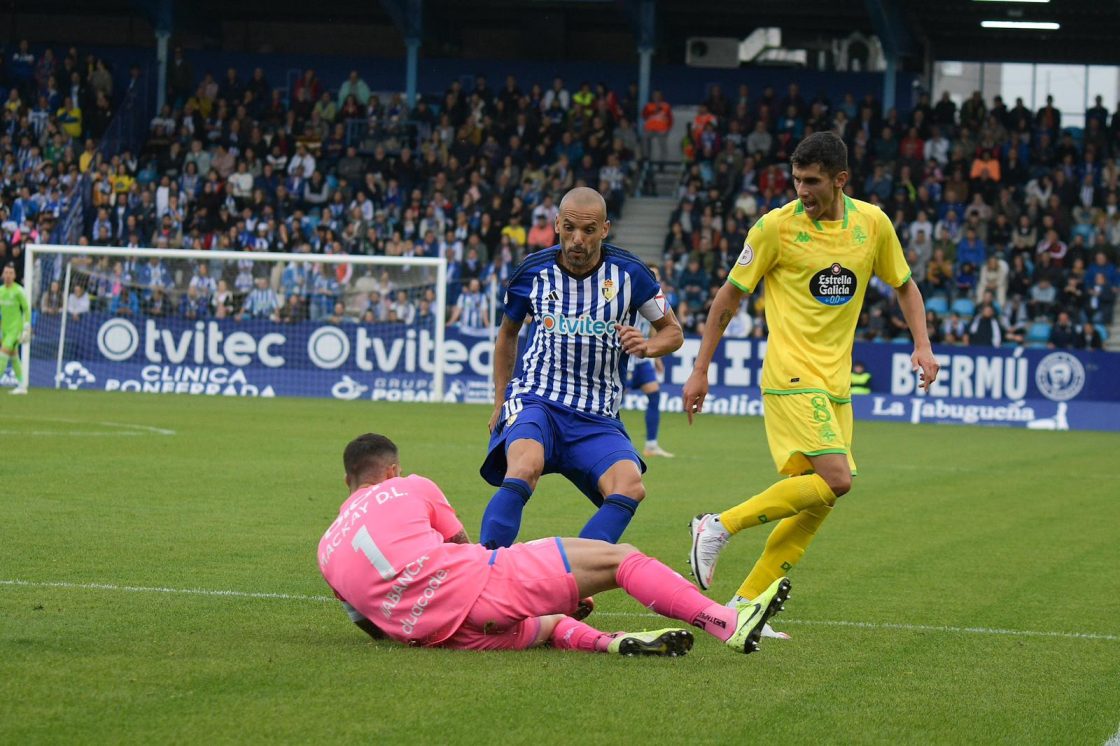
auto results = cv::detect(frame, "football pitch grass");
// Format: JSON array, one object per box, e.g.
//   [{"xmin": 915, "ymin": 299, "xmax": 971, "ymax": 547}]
[{"xmin": 2, "ymin": 390, "xmax": 1119, "ymax": 744}]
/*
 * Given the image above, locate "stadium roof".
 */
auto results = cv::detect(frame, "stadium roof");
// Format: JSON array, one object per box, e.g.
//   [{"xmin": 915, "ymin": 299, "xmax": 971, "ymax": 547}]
[{"xmin": 11, "ymin": 0, "xmax": 1120, "ymax": 66}]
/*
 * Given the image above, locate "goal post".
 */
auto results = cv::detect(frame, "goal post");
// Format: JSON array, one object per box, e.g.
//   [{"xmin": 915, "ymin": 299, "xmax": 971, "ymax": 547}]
[{"xmin": 23, "ymin": 243, "xmax": 463, "ymax": 401}]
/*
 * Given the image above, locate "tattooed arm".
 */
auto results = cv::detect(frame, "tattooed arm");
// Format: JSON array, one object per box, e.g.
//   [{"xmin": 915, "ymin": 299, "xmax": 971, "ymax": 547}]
[{"xmin": 682, "ymin": 282, "xmax": 746, "ymax": 423}]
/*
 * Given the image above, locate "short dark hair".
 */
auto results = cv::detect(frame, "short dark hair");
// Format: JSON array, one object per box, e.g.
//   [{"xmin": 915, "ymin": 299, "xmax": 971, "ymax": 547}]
[
  {"xmin": 343, "ymin": 433, "xmax": 399, "ymax": 483},
  {"xmin": 791, "ymin": 132, "xmax": 848, "ymax": 176}
]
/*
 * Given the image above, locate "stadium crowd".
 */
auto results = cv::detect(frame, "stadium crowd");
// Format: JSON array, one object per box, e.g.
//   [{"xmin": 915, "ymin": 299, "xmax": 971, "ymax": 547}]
[
  {"xmin": 10, "ymin": 47, "xmax": 651, "ymax": 336},
  {"xmin": 660, "ymin": 83, "xmax": 1120, "ymax": 351},
  {"xmin": 2, "ymin": 40, "xmax": 1117, "ymax": 351}
]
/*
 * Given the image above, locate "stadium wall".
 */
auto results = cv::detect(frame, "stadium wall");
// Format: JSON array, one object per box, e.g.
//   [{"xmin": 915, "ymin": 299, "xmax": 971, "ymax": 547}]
[
  {"xmin": 23, "ymin": 314, "xmax": 1120, "ymax": 432},
  {"xmin": 58, "ymin": 45, "xmax": 920, "ymax": 121}
]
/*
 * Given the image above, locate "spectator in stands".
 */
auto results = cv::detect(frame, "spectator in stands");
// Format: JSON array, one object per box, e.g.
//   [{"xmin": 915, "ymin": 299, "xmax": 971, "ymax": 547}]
[
  {"xmin": 1029, "ymin": 275, "xmax": 1059, "ymax": 320},
  {"xmin": 526, "ymin": 210, "xmax": 555, "ymax": 252},
  {"xmin": 338, "ymin": 70, "xmax": 371, "ymax": 107},
  {"xmin": 1086, "ymin": 271, "xmax": 1116, "ymax": 324},
  {"xmin": 179, "ymin": 285, "xmax": 209, "ymax": 320},
  {"xmin": 641, "ymin": 90, "xmax": 672, "ymax": 169},
  {"xmin": 446, "ymin": 276, "xmax": 488, "ymax": 336},
  {"xmin": 1047, "ymin": 310, "xmax": 1077, "ymax": 348},
  {"xmin": 1036, "ymin": 228, "xmax": 1068, "ymax": 267},
  {"xmin": 964, "ymin": 303, "xmax": 1005, "ymax": 347},
  {"xmin": 941, "ymin": 311, "xmax": 967, "ymax": 344},
  {"xmin": 40, "ymin": 280, "xmax": 62, "ymax": 315},
  {"xmin": 976, "ymin": 254, "xmax": 1009, "ymax": 309},
  {"xmin": 1075, "ymin": 322, "xmax": 1103, "ymax": 351},
  {"xmin": 144, "ymin": 287, "xmax": 171, "ymax": 317},
  {"xmin": 166, "ymin": 46, "xmax": 194, "ymax": 106},
  {"xmin": 65, "ymin": 280, "xmax": 89, "ymax": 318}
]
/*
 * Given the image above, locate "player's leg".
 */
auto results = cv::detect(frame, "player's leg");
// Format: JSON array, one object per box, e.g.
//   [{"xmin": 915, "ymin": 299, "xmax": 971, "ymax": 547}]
[
  {"xmin": 480, "ymin": 437, "xmax": 545, "ymax": 549},
  {"xmin": 560, "ymin": 538, "xmax": 790, "ymax": 654},
  {"xmin": 479, "ymin": 404, "xmax": 553, "ymax": 549},
  {"xmin": 730, "ymin": 405, "xmax": 856, "ymax": 603},
  {"xmin": 9, "ymin": 346, "xmax": 25, "ymax": 392},
  {"xmin": 0, "ymin": 339, "xmax": 23, "ymax": 393},
  {"xmin": 580, "ymin": 457, "xmax": 644, "ymax": 543},
  {"xmin": 639, "ymin": 374, "xmax": 672, "ymax": 458},
  {"xmin": 688, "ymin": 394, "xmax": 845, "ymax": 590}
]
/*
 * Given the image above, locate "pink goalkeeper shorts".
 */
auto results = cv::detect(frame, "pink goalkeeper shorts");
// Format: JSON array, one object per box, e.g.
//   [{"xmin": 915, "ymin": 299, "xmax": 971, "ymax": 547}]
[{"xmin": 443, "ymin": 537, "xmax": 580, "ymax": 651}]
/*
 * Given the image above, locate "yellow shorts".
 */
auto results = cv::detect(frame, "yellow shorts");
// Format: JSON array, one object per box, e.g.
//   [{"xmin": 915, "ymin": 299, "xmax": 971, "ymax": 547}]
[{"xmin": 763, "ymin": 392, "xmax": 857, "ymax": 477}]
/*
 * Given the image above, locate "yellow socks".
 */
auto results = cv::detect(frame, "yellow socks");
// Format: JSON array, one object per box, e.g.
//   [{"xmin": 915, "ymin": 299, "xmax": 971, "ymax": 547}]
[
  {"xmin": 718, "ymin": 473, "xmax": 836, "ymax": 534},
  {"xmin": 735, "ymin": 503, "xmax": 832, "ymax": 600}
]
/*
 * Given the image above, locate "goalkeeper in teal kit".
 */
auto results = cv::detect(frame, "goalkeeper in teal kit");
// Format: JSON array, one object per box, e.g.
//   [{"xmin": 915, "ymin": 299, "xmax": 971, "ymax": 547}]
[{"xmin": 0, "ymin": 264, "xmax": 30, "ymax": 395}]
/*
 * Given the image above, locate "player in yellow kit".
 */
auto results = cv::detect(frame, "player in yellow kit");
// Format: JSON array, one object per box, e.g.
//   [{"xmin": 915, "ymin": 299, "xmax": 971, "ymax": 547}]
[{"xmin": 682, "ymin": 132, "xmax": 940, "ymax": 638}]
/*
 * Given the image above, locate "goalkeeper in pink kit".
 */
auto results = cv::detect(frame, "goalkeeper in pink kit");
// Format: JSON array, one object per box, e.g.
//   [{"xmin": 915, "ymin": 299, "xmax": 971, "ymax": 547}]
[{"xmin": 318, "ymin": 433, "xmax": 791, "ymax": 656}]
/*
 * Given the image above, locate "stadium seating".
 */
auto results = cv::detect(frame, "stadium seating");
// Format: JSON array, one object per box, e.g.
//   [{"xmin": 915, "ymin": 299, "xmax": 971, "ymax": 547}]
[
  {"xmin": 925, "ymin": 296, "xmax": 949, "ymax": 315},
  {"xmin": 951, "ymin": 298, "xmax": 976, "ymax": 319},
  {"xmin": 1026, "ymin": 322, "xmax": 1052, "ymax": 347}
]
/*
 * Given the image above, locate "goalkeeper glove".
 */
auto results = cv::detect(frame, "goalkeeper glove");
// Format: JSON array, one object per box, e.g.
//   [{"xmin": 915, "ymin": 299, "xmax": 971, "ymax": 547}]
[{"xmin": 20, "ymin": 324, "xmax": 30, "ymax": 344}]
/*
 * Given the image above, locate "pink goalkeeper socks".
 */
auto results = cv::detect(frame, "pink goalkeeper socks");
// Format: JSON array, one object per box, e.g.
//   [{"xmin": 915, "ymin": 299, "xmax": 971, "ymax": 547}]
[
  {"xmin": 615, "ymin": 552, "xmax": 737, "ymax": 642},
  {"xmin": 550, "ymin": 616, "xmax": 612, "ymax": 652}
]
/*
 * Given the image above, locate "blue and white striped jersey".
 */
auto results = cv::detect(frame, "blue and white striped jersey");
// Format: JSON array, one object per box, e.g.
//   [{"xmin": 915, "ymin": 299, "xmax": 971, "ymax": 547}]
[
  {"xmin": 456, "ymin": 290, "xmax": 489, "ymax": 334},
  {"xmin": 502, "ymin": 244, "xmax": 666, "ymax": 419}
]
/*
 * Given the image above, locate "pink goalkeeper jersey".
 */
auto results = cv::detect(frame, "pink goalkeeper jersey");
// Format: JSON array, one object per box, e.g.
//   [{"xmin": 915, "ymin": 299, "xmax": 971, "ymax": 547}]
[{"xmin": 317, "ymin": 474, "xmax": 491, "ymax": 646}]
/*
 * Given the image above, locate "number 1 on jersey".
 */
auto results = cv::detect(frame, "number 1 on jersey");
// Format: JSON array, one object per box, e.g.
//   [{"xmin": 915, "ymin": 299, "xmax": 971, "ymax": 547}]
[{"xmin": 351, "ymin": 525, "xmax": 397, "ymax": 580}]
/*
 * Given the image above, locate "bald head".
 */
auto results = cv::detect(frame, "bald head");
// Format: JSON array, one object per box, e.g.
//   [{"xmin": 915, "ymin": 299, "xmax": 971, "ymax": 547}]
[{"xmin": 558, "ymin": 186, "xmax": 607, "ymax": 220}]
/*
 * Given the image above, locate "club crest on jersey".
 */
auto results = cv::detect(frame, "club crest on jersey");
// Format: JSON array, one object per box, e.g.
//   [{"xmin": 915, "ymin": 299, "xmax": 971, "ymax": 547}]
[
  {"xmin": 737, "ymin": 243, "xmax": 755, "ymax": 266},
  {"xmin": 601, "ymin": 279, "xmax": 617, "ymax": 301},
  {"xmin": 810, "ymin": 263, "xmax": 858, "ymax": 306}
]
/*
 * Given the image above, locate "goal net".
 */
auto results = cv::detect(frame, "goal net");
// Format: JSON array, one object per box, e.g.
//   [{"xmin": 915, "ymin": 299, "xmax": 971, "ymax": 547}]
[{"xmin": 20, "ymin": 244, "xmax": 483, "ymax": 402}]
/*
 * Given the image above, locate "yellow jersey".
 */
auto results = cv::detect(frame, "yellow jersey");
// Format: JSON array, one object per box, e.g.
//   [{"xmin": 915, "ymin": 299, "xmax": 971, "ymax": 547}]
[{"xmin": 728, "ymin": 195, "xmax": 911, "ymax": 401}]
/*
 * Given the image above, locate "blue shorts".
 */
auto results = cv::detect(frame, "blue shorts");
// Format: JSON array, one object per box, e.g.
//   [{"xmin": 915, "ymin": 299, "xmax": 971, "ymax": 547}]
[
  {"xmin": 481, "ymin": 396, "xmax": 646, "ymax": 506},
  {"xmin": 626, "ymin": 360, "xmax": 658, "ymax": 389}
]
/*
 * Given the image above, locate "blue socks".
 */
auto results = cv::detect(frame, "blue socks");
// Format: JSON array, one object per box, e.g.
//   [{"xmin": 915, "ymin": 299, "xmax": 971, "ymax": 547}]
[
  {"xmin": 579, "ymin": 494, "xmax": 641, "ymax": 543},
  {"xmin": 480, "ymin": 478, "xmax": 533, "ymax": 549},
  {"xmin": 645, "ymin": 390, "xmax": 661, "ymax": 442}
]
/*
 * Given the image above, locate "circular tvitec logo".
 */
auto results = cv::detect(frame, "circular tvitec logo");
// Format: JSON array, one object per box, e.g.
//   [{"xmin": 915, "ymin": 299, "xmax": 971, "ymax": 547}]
[
  {"xmin": 541, "ymin": 313, "xmax": 557, "ymax": 331},
  {"xmin": 1035, "ymin": 351, "xmax": 1085, "ymax": 401},
  {"xmin": 810, "ymin": 263, "xmax": 858, "ymax": 306},
  {"xmin": 307, "ymin": 326, "xmax": 351, "ymax": 369},
  {"xmin": 97, "ymin": 318, "xmax": 139, "ymax": 361}
]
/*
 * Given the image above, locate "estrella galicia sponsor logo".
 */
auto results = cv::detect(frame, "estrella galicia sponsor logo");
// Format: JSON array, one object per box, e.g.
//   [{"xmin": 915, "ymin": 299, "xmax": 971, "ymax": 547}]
[
  {"xmin": 539, "ymin": 312, "xmax": 614, "ymax": 337},
  {"xmin": 810, "ymin": 263, "xmax": 858, "ymax": 306},
  {"xmin": 1035, "ymin": 351, "xmax": 1085, "ymax": 401},
  {"xmin": 97, "ymin": 318, "xmax": 140, "ymax": 361}
]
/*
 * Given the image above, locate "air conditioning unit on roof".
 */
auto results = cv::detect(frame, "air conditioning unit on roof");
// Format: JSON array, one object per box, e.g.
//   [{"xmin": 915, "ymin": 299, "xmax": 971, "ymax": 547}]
[{"xmin": 686, "ymin": 37, "xmax": 740, "ymax": 69}]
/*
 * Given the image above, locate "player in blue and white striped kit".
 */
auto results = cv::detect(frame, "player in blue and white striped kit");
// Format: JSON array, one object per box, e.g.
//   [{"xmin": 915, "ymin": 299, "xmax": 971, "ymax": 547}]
[{"xmin": 480, "ymin": 187, "xmax": 683, "ymax": 549}]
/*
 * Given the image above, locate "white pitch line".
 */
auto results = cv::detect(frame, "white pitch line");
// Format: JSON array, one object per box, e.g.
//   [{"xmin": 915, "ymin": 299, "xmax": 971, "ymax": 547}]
[
  {"xmin": 0, "ymin": 579, "xmax": 328, "ymax": 602},
  {"xmin": 0, "ymin": 430, "xmax": 151, "ymax": 436},
  {"xmin": 1105, "ymin": 723, "xmax": 1120, "ymax": 746},
  {"xmin": 3, "ymin": 416, "xmax": 176, "ymax": 436},
  {"xmin": 571, "ymin": 612, "xmax": 1120, "ymax": 642},
  {"xmin": 4, "ymin": 578, "xmax": 1118, "ymax": 644}
]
